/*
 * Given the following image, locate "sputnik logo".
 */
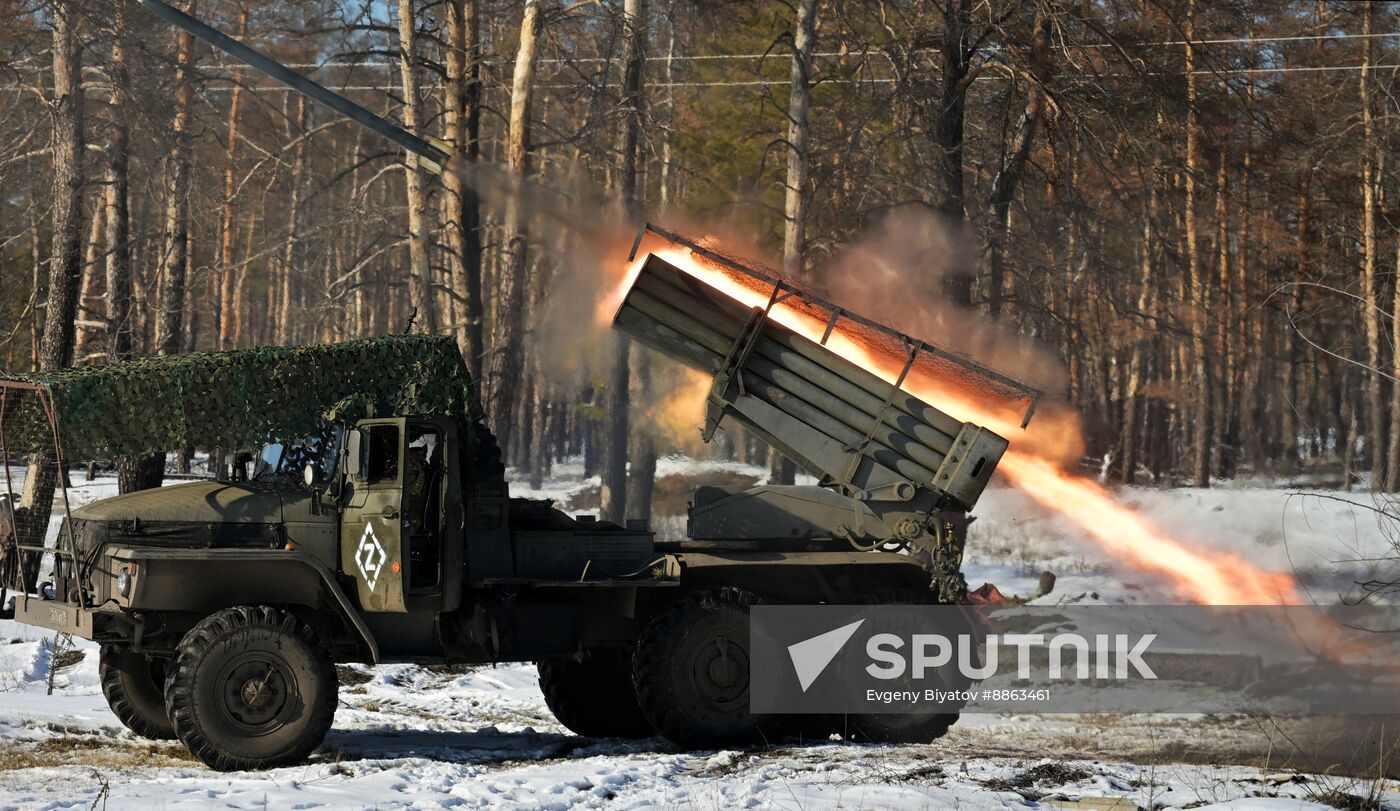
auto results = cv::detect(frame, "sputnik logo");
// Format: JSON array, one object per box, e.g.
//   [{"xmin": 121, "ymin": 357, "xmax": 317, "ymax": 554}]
[
  {"xmin": 355, "ymin": 524, "xmax": 387, "ymax": 590},
  {"xmin": 788, "ymin": 619, "xmax": 865, "ymax": 692}
]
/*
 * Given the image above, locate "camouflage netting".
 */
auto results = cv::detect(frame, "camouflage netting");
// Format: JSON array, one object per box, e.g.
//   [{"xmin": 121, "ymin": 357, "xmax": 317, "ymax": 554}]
[{"xmin": 0, "ymin": 336, "xmax": 482, "ymax": 459}]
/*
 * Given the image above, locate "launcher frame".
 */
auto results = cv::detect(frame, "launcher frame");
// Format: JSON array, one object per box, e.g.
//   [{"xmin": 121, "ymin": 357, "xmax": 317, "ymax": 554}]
[
  {"xmin": 628, "ymin": 223, "xmax": 1043, "ymax": 429},
  {"xmin": 616, "ymin": 227, "xmax": 1042, "ymax": 555}
]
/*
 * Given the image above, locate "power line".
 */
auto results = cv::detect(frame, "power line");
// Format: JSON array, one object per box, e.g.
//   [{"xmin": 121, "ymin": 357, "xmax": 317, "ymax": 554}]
[
  {"xmin": 1, "ymin": 61, "xmax": 1390, "ymax": 95},
  {"xmin": 130, "ymin": 60, "xmax": 1395, "ymax": 94},
  {"xmin": 1134, "ymin": 30, "xmax": 1400, "ymax": 47},
  {"xmin": 197, "ymin": 30, "xmax": 1400, "ymax": 72}
]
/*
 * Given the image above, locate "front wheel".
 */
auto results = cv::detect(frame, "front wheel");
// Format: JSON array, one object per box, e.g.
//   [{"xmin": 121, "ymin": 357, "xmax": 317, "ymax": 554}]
[
  {"xmin": 100, "ymin": 646, "xmax": 175, "ymax": 740},
  {"xmin": 165, "ymin": 606, "xmax": 337, "ymax": 771}
]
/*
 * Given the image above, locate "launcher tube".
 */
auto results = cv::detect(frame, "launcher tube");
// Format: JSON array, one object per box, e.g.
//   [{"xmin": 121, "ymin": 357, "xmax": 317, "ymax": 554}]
[
  {"xmin": 634, "ymin": 261, "xmax": 970, "ymax": 440},
  {"xmin": 619, "ymin": 284, "xmax": 948, "ymax": 483},
  {"xmin": 616, "ymin": 254, "xmax": 1009, "ymax": 509},
  {"xmin": 746, "ymin": 344, "xmax": 957, "ymax": 455},
  {"xmin": 743, "ymin": 355, "xmax": 952, "ymax": 468},
  {"xmin": 738, "ymin": 372, "xmax": 939, "ymax": 485},
  {"xmin": 627, "ymin": 264, "xmax": 961, "ymax": 465}
]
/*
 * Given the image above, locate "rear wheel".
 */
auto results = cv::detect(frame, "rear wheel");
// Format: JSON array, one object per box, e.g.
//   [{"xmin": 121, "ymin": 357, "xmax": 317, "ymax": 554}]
[
  {"xmin": 633, "ymin": 588, "xmax": 767, "ymax": 748},
  {"xmin": 99, "ymin": 646, "xmax": 175, "ymax": 740},
  {"xmin": 165, "ymin": 606, "xmax": 337, "ymax": 771},
  {"xmin": 790, "ymin": 588, "xmax": 965, "ymax": 745},
  {"xmin": 538, "ymin": 649, "xmax": 653, "ymax": 738}
]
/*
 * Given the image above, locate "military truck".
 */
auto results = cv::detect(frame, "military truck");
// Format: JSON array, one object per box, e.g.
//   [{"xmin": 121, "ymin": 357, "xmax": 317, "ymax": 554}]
[{"xmin": 0, "ymin": 1, "xmax": 1041, "ymax": 772}]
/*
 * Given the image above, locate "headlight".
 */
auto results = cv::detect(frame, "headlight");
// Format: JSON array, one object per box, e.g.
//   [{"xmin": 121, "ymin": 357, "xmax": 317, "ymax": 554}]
[{"xmin": 116, "ymin": 569, "xmax": 132, "ymax": 598}]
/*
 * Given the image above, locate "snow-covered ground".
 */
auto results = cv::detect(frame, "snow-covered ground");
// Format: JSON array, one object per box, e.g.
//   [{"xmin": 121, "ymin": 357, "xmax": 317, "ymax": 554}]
[
  {"xmin": 1, "ymin": 461, "xmax": 1398, "ymax": 809},
  {"xmin": 2, "ymin": 624, "xmax": 1396, "ymax": 810}
]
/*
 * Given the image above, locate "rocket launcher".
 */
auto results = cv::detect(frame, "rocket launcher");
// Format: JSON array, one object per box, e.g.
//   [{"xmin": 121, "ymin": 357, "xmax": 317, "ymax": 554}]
[{"xmin": 614, "ymin": 226, "xmax": 1042, "ymax": 548}]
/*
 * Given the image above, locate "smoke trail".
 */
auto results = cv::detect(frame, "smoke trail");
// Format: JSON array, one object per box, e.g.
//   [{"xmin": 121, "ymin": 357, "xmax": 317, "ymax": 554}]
[{"xmin": 449, "ymin": 161, "xmax": 742, "ymax": 453}]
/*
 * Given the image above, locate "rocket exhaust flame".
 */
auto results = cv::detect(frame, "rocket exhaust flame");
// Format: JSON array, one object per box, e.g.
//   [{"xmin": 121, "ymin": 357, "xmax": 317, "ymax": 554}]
[{"xmin": 612, "ymin": 242, "xmax": 1304, "ymax": 606}]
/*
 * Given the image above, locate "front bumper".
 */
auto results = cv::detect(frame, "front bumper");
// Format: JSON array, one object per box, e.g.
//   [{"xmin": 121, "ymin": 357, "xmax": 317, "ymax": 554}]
[{"xmin": 13, "ymin": 595, "xmax": 98, "ymax": 638}]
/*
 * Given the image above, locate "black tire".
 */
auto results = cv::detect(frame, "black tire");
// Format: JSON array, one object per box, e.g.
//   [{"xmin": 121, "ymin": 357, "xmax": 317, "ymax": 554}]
[
  {"xmin": 165, "ymin": 606, "xmax": 337, "ymax": 771},
  {"xmin": 539, "ymin": 649, "xmax": 654, "ymax": 738},
  {"xmin": 831, "ymin": 588, "xmax": 964, "ymax": 744},
  {"xmin": 99, "ymin": 646, "xmax": 175, "ymax": 740},
  {"xmin": 633, "ymin": 588, "xmax": 768, "ymax": 748}
]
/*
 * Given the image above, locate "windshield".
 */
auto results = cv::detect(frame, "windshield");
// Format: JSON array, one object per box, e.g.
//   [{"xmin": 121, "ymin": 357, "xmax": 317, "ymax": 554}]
[
  {"xmin": 252, "ymin": 443, "xmax": 285, "ymax": 479},
  {"xmin": 251, "ymin": 423, "xmax": 344, "ymax": 482}
]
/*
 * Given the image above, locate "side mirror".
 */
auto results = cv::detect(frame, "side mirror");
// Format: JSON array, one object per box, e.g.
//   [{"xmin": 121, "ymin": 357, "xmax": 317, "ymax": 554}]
[{"xmin": 344, "ymin": 429, "xmax": 364, "ymax": 478}]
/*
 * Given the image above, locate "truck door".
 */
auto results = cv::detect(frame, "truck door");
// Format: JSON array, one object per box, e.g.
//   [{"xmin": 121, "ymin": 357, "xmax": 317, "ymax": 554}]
[{"xmin": 342, "ymin": 418, "xmax": 408, "ymax": 612}]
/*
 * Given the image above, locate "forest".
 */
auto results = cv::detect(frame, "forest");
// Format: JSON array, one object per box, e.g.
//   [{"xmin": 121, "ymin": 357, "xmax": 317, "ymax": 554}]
[{"xmin": 0, "ymin": 0, "xmax": 1395, "ymax": 522}]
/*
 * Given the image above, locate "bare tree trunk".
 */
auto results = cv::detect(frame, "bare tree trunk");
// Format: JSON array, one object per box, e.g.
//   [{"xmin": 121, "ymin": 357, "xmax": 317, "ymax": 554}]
[
  {"xmin": 16, "ymin": 0, "xmax": 87, "ymax": 574},
  {"xmin": 1360, "ymin": 4, "xmax": 1385, "ymax": 489},
  {"xmin": 1388, "ymin": 235, "xmax": 1400, "ymax": 491},
  {"xmin": 1184, "ymin": 1, "xmax": 1210, "ymax": 488},
  {"xmin": 38, "ymin": 3, "xmax": 85, "ymax": 372},
  {"xmin": 528, "ymin": 367, "xmax": 550, "ymax": 490},
  {"xmin": 601, "ymin": 0, "xmax": 647, "ymax": 524},
  {"xmin": 782, "ymin": 0, "xmax": 815, "ymax": 278},
  {"xmin": 276, "ymin": 96, "xmax": 310, "ymax": 345},
  {"xmin": 1212, "ymin": 159, "xmax": 1232, "ymax": 478},
  {"xmin": 27, "ymin": 171, "xmax": 44, "ymax": 373},
  {"xmin": 73, "ymin": 190, "xmax": 108, "ymax": 363},
  {"xmin": 233, "ymin": 212, "xmax": 254, "ymax": 347},
  {"xmin": 217, "ymin": 6, "xmax": 249, "ymax": 350},
  {"xmin": 624, "ymin": 347, "xmax": 656, "ymax": 521},
  {"xmin": 398, "ymin": 0, "xmax": 435, "ymax": 334},
  {"xmin": 1280, "ymin": 180, "xmax": 1309, "ymax": 471},
  {"xmin": 659, "ymin": 15, "xmax": 676, "ymax": 210},
  {"xmin": 155, "ymin": 2, "xmax": 195, "ymax": 357},
  {"xmin": 986, "ymin": 7, "xmax": 1051, "ymax": 320},
  {"xmin": 1344, "ymin": 348, "xmax": 1360, "ymax": 490},
  {"xmin": 765, "ymin": 0, "xmax": 818, "ymax": 487},
  {"xmin": 446, "ymin": 0, "xmax": 484, "ymax": 375},
  {"xmin": 484, "ymin": 0, "xmax": 541, "ymax": 440},
  {"xmin": 512, "ymin": 365, "xmax": 533, "ymax": 470},
  {"xmin": 936, "ymin": 0, "xmax": 972, "ymax": 307},
  {"xmin": 137, "ymin": 0, "xmax": 197, "ymax": 494},
  {"xmin": 106, "ymin": 1, "xmax": 133, "ymax": 363},
  {"xmin": 182, "ymin": 229, "xmax": 199, "ymax": 353},
  {"xmin": 1239, "ymin": 81, "xmax": 1262, "ymax": 469},
  {"xmin": 116, "ymin": 454, "xmax": 166, "ymax": 495},
  {"xmin": 132, "ymin": 194, "xmax": 154, "ymax": 352},
  {"xmin": 1122, "ymin": 147, "xmax": 1160, "ymax": 485}
]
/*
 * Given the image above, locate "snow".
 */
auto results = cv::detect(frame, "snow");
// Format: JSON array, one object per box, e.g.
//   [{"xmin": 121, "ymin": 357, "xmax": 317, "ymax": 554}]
[
  {"xmin": 2, "ymin": 648, "xmax": 1393, "ymax": 811},
  {"xmin": 965, "ymin": 480, "xmax": 1397, "ymax": 604},
  {"xmin": 2, "ymin": 463, "xmax": 1399, "ymax": 808}
]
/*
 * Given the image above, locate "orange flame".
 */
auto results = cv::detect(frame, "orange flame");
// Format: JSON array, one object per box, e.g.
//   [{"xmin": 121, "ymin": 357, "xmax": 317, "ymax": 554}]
[{"xmin": 615, "ymin": 246, "xmax": 1303, "ymax": 606}]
